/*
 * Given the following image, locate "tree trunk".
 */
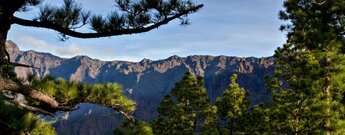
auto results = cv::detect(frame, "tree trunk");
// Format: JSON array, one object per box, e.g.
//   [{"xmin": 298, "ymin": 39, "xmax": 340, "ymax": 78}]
[
  {"xmin": 216, "ymin": 122, "xmax": 224, "ymax": 135},
  {"xmin": 0, "ymin": 0, "xmax": 26, "ymax": 63},
  {"xmin": 193, "ymin": 119, "xmax": 197, "ymax": 134},
  {"xmin": 324, "ymin": 57, "xmax": 331, "ymax": 135},
  {"xmin": 0, "ymin": 6, "xmax": 12, "ymax": 64},
  {"xmin": 230, "ymin": 121, "xmax": 234, "ymax": 135}
]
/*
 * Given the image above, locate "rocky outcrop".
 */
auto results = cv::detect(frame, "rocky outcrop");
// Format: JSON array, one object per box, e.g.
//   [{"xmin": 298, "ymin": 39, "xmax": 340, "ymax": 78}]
[{"xmin": 6, "ymin": 41, "xmax": 275, "ymax": 135}]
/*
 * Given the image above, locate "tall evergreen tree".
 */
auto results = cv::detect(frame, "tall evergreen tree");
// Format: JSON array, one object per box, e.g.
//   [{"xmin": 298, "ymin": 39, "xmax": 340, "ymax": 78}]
[
  {"xmin": 215, "ymin": 74, "xmax": 250, "ymax": 135},
  {"xmin": 152, "ymin": 72, "xmax": 217, "ymax": 135},
  {"xmin": 268, "ymin": 0, "xmax": 345, "ymax": 134},
  {"xmin": 240, "ymin": 104, "xmax": 273, "ymax": 135},
  {"xmin": 114, "ymin": 118, "xmax": 154, "ymax": 135}
]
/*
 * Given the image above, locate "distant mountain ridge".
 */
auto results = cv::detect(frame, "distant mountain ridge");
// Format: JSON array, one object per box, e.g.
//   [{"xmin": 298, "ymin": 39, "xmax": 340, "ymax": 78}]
[{"xmin": 6, "ymin": 40, "xmax": 275, "ymax": 135}]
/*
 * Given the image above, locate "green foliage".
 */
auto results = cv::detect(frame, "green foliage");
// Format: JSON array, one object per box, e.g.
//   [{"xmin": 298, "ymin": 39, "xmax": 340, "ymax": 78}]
[
  {"xmin": 29, "ymin": 76, "xmax": 136, "ymax": 113},
  {"xmin": 215, "ymin": 74, "xmax": 250, "ymax": 135},
  {"xmin": 0, "ymin": 65, "xmax": 135, "ymax": 134},
  {"xmin": 38, "ymin": 0, "xmax": 89, "ymax": 30},
  {"xmin": 1, "ymin": 64, "xmax": 24, "ymax": 83},
  {"xmin": 33, "ymin": 0, "xmax": 202, "ymax": 40},
  {"xmin": 114, "ymin": 118, "xmax": 153, "ymax": 135},
  {"xmin": 268, "ymin": 0, "xmax": 345, "ymax": 134},
  {"xmin": 241, "ymin": 104, "xmax": 273, "ymax": 135},
  {"xmin": 0, "ymin": 93, "xmax": 56, "ymax": 135},
  {"xmin": 152, "ymin": 72, "xmax": 217, "ymax": 135},
  {"xmin": 1, "ymin": 65, "xmax": 16, "ymax": 80},
  {"xmin": 29, "ymin": 120, "xmax": 56, "ymax": 135},
  {"xmin": 0, "ymin": 65, "xmax": 56, "ymax": 134}
]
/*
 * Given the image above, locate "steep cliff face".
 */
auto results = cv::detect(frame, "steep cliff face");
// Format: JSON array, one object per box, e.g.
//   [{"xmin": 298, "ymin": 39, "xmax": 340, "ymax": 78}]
[{"xmin": 6, "ymin": 41, "xmax": 275, "ymax": 135}]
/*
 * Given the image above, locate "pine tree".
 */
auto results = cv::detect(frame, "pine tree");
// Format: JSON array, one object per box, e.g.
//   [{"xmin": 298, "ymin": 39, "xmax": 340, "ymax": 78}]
[
  {"xmin": 268, "ymin": 0, "xmax": 345, "ymax": 134},
  {"xmin": 152, "ymin": 72, "xmax": 217, "ymax": 135},
  {"xmin": 215, "ymin": 74, "xmax": 250, "ymax": 135},
  {"xmin": 240, "ymin": 104, "xmax": 273, "ymax": 135},
  {"xmin": 113, "ymin": 118, "xmax": 153, "ymax": 135}
]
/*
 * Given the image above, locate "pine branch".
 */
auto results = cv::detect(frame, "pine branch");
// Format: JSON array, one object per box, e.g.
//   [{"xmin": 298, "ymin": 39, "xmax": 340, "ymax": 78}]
[
  {"xmin": 11, "ymin": 5, "xmax": 203, "ymax": 39},
  {"xmin": 1, "ymin": 91, "xmax": 55, "ymax": 116},
  {"xmin": 0, "ymin": 119, "xmax": 11, "ymax": 128},
  {"xmin": 88, "ymin": 102, "xmax": 133, "ymax": 120},
  {"xmin": 3, "ymin": 48, "xmax": 38, "ymax": 69},
  {"xmin": 12, "ymin": 100, "xmax": 55, "ymax": 116},
  {"xmin": 0, "ymin": 75, "xmax": 135, "ymax": 120},
  {"xmin": 8, "ymin": 62, "xmax": 39, "ymax": 69},
  {"xmin": 0, "ymin": 76, "xmax": 59, "ymax": 108}
]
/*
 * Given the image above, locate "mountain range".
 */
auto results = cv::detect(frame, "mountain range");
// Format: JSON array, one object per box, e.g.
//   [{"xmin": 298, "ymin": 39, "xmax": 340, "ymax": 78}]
[{"xmin": 6, "ymin": 40, "xmax": 275, "ymax": 135}]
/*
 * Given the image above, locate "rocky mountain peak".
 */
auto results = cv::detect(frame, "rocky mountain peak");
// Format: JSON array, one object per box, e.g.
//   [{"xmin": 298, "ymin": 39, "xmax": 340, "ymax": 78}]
[
  {"xmin": 5, "ymin": 40, "xmax": 20, "ymax": 55},
  {"xmin": 167, "ymin": 55, "xmax": 180, "ymax": 60}
]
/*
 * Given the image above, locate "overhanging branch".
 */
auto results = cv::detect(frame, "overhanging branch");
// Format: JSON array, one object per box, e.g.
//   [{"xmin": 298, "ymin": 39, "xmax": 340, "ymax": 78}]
[
  {"xmin": 0, "ymin": 76, "xmax": 59, "ymax": 108},
  {"xmin": 10, "ymin": 100, "xmax": 55, "ymax": 116},
  {"xmin": 86, "ymin": 101, "xmax": 134, "ymax": 120},
  {"xmin": 11, "ymin": 5, "xmax": 203, "ymax": 39},
  {"xmin": 0, "ymin": 75, "xmax": 135, "ymax": 120}
]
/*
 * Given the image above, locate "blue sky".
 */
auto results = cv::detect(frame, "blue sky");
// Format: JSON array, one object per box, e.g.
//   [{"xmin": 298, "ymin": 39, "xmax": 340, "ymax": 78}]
[{"xmin": 8, "ymin": 0, "xmax": 286, "ymax": 62}]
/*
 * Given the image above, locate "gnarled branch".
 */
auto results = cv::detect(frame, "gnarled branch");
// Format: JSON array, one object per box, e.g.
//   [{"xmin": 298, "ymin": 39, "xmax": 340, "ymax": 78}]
[
  {"xmin": 0, "ymin": 76, "xmax": 59, "ymax": 108},
  {"xmin": 85, "ymin": 101, "xmax": 134, "ymax": 120},
  {"xmin": 13, "ymin": 101, "xmax": 55, "ymax": 116}
]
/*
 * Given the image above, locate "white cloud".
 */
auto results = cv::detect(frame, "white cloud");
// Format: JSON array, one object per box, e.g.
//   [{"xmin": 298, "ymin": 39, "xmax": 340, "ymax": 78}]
[
  {"xmin": 17, "ymin": 35, "xmax": 48, "ymax": 48},
  {"xmin": 94, "ymin": 48, "xmax": 183, "ymax": 62},
  {"xmin": 16, "ymin": 34, "xmax": 83, "ymax": 57},
  {"xmin": 111, "ymin": 56, "xmax": 143, "ymax": 62},
  {"xmin": 54, "ymin": 44, "xmax": 83, "ymax": 57},
  {"xmin": 140, "ymin": 48, "xmax": 183, "ymax": 57}
]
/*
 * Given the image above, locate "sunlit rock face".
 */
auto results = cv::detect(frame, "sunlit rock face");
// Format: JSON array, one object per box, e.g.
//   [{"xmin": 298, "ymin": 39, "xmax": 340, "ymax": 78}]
[{"xmin": 7, "ymin": 41, "xmax": 275, "ymax": 135}]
